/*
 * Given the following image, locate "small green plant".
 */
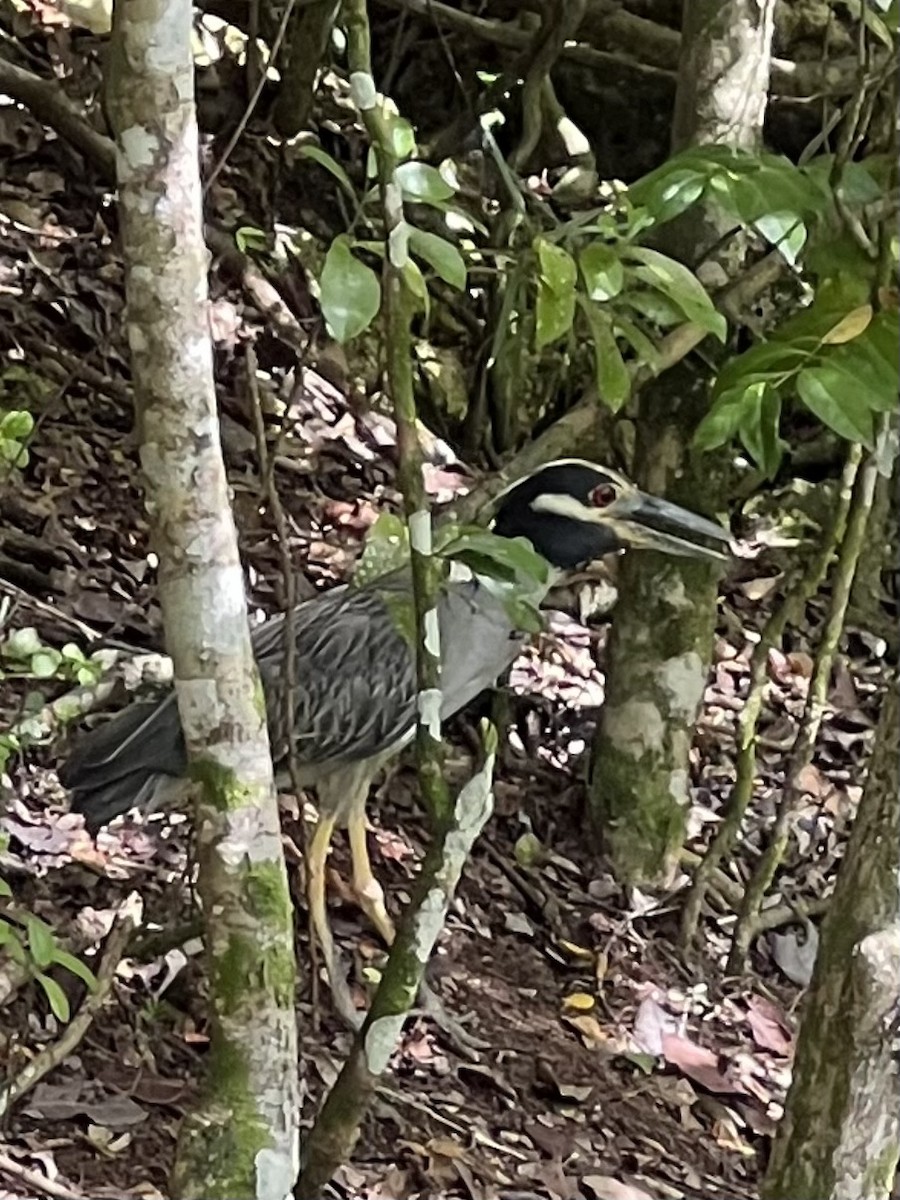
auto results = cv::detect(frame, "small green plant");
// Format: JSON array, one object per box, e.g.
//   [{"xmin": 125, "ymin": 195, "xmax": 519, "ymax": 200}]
[
  {"xmin": 0, "ymin": 870, "xmax": 98, "ymax": 1022},
  {"xmin": 0, "ymin": 628, "xmax": 105, "ymax": 773}
]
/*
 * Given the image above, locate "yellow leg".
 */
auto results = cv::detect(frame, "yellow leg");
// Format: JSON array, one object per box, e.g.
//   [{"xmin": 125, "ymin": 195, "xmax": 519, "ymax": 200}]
[
  {"xmin": 306, "ymin": 810, "xmax": 359, "ymax": 1026},
  {"xmin": 347, "ymin": 804, "xmax": 396, "ymax": 947}
]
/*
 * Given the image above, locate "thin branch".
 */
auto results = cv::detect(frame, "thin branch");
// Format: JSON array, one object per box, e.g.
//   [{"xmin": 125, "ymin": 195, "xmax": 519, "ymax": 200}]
[
  {"xmin": 680, "ymin": 444, "xmax": 862, "ymax": 949},
  {"xmin": 727, "ymin": 442, "xmax": 883, "ymax": 972},
  {"xmin": 0, "ymin": 57, "xmax": 116, "ymax": 175},
  {"xmin": 0, "ymin": 894, "xmax": 142, "ymax": 1121},
  {"xmin": 508, "ymin": 1, "xmax": 587, "ymax": 173},
  {"xmin": 203, "ymin": 0, "xmax": 298, "ymax": 193},
  {"xmin": 0, "ymin": 1153, "xmax": 88, "ymax": 1200},
  {"xmin": 246, "ymin": 346, "xmax": 320, "ymax": 1013},
  {"xmin": 373, "ymin": 0, "xmax": 880, "ymax": 97}
]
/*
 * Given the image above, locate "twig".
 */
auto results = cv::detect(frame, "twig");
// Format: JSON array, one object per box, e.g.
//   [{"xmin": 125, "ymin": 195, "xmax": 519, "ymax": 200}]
[
  {"xmin": 0, "ymin": 894, "xmax": 142, "ymax": 1121},
  {"xmin": 0, "ymin": 1152, "xmax": 87, "ymax": 1200},
  {"xmin": 373, "ymin": 0, "xmax": 878, "ymax": 97},
  {"xmin": 0, "ymin": 578, "xmax": 113, "ymax": 646},
  {"xmin": 728, "ymin": 443, "xmax": 883, "ymax": 972},
  {"xmin": 752, "ymin": 894, "xmax": 830, "ymax": 935},
  {"xmin": 246, "ymin": 346, "xmax": 319, "ymax": 1014},
  {"xmin": 508, "ymin": 1, "xmax": 587, "ymax": 173},
  {"xmin": 0, "ymin": 57, "xmax": 116, "ymax": 175},
  {"xmin": 679, "ymin": 444, "xmax": 861, "ymax": 949},
  {"xmin": 203, "ymin": 0, "xmax": 298, "ymax": 194}
]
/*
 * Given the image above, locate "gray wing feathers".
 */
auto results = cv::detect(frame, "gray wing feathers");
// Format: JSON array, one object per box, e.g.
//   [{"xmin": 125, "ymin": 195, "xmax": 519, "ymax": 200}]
[{"xmin": 60, "ymin": 574, "xmax": 521, "ymax": 827}]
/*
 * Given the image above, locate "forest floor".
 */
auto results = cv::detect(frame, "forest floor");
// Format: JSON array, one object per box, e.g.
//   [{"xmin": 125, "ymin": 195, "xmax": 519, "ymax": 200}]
[{"xmin": 0, "ymin": 15, "xmax": 891, "ymax": 1200}]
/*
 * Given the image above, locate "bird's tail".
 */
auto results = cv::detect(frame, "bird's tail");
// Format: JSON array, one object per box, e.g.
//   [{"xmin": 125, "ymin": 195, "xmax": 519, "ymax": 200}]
[{"xmin": 59, "ymin": 694, "xmax": 188, "ymax": 832}]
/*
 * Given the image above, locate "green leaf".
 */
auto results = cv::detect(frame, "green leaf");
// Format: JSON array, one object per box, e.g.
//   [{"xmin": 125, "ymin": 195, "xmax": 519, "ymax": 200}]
[
  {"xmin": 441, "ymin": 529, "xmax": 550, "ymax": 591},
  {"xmin": 579, "ymin": 300, "xmax": 630, "ymax": 412},
  {"xmin": 408, "ymin": 229, "xmax": 466, "ymax": 290},
  {"xmin": 797, "ymin": 366, "xmax": 874, "ymax": 445},
  {"xmin": 623, "ymin": 289, "xmax": 688, "ymax": 329},
  {"xmin": 694, "ymin": 384, "xmax": 760, "ymax": 451},
  {"xmin": 61, "ymin": 643, "xmax": 86, "ymax": 663},
  {"xmin": 354, "ymin": 513, "xmax": 409, "ymax": 587},
  {"xmin": 0, "ymin": 410, "xmax": 34, "ymax": 440},
  {"xmin": 623, "ymin": 247, "xmax": 727, "ymax": 341},
  {"xmin": 5, "ymin": 931, "xmax": 28, "ymax": 964},
  {"xmin": 738, "ymin": 385, "xmax": 784, "ymax": 476},
  {"xmin": 402, "ymin": 259, "xmax": 429, "ymax": 318},
  {"xmin": 628, "ymin": 167, "xmax": 708, "ymax": 225},
  {"xmin": 0, "ymin": 440, "xmax": 28, "ymax": 468},
  {"xmin": 0, "ymin": 876, "xmax": 12, "ymax": 898},
  {"xmin": 36, "ymin": 972, "xmax": 70, "ymax": 1022},
  {"xmin": 52, "ymin": 948, "xmax": 98, "ymax": 990},
  {"xmin": 387, "ymin": 115, "xmax": 417, "ymax": 159},
  {"xmin": 319, "ymin": 235, "xmax": 382, "ymax": 343},
  {"xmin": 714, "ymin": 338, "xmax": 812, "ymax": 397},
  {"xmin": 298, "ymin": 144, "xmax": 357, "ymax": 201},
  {"xmin": 31, "ymin": 649, "xmax": 62, "ymax": 679},
  {"xmin": 534, "ymin": 238, "xmax": 577, "ymax": 349},
  {"xmin": 3, "ymin": 626, "xmax": 42, "ymax": 658},
  {"xmin": 613, "ymin": 316, "xmax": 660, "ymax": 371},
  {"xmin": 753, "ymin": 212, "xmax": 806, "ymax": 264},
  {"xmin": 394, "ymin": 162, "xmax": 455, "ymax": 205},
  {"xmin": 27, "ymin": 916, "xmax": 56, "ymax": 969},
  {"xmin": 500, "ymin": 591, "xmax": 544, "ymax": 634},
  {"xmin": 578, "ymin": 243, "xmax": 624, "ymax": 301},
  {"xmin": 235, "ymin": 226, "xmax": 268, "ymax": 254}
]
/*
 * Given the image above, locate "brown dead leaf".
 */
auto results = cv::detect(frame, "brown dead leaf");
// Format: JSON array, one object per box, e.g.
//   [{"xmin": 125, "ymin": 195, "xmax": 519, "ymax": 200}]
[
  {"xmin": 746, "ymin": 996, "xmax": 793, "ymax": 1057},
  {"xmin": 739, "ymin": 573, "xmax": 781, "ymax": 601},
  {"xmin": 583, "ymin": 1176, "xmax": 656, "ymax": 1200},
  {"xmin": 794, "ymin": 762, "xmax": 830, "ymax": 799},
  {"xmin": 661, "ymin": 1034, "xmax": 748, "ymax": 1096},
  {"xmin": 787, "ymin": 650, "xmax": 814, "ymax": 678}
]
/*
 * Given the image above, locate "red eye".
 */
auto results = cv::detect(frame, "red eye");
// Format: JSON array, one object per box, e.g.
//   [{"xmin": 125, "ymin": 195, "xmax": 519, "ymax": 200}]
[{"xmin": 590, "ymin": 483, "xmax": 617, "ymax": 507}]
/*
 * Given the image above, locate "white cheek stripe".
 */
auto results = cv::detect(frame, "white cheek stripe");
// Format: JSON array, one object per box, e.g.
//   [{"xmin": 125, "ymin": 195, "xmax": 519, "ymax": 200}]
[{"xmin": 530, "ymin": 492, "xmax": 605, "ymax": 521}]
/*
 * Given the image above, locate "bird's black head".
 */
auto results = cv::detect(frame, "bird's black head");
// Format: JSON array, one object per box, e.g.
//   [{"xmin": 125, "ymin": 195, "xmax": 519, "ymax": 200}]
[{"xmin": 491, "ymin": 459, "xmax": 731, "ymax": 571}]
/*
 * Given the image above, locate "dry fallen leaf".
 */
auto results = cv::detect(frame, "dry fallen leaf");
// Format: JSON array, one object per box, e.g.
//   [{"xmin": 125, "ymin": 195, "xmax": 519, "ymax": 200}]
[
  {"xmin": 746, "ymin": 995, "xmax": 793, "ymax": 1056},
  {"xmin": 661, "ymin": 1034, "xmax": 749, "ymax": 1096},
  {"xmin": 562, "ymin": 1012, "xmax": 614, "ymax": 1050},
  {"xmin": 583, "ymin": 1176, "xmax": 656, "ymax": 1200},
  {"xmin": 561, "ymin": 991, "xmax": 595, "ymax": 1012}
]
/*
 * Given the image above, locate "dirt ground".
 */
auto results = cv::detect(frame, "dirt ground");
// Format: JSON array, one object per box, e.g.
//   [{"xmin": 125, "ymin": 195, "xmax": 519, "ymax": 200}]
[{"xmin": 0, "ymin": 20, "xmax": 890, "ymax": 1198}]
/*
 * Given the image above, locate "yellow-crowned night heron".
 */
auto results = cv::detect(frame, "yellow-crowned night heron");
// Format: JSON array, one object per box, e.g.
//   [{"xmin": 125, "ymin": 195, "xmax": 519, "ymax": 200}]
[{"xmin": 59, "ymin": 460, "xmax": 729, "ymax": 1015}]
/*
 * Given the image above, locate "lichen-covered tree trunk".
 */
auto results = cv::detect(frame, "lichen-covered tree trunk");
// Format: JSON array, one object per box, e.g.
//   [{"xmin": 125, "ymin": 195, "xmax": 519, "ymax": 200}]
[
  {"xmin": 589, "ymin": 0, "xmax": 775, "ymax": 884},
  {"xmin": 761, "ymin": 673, "xmax": 900, "ymax": 1200},
  {"xmin": 105, "ymin": 3, "xmax": 299, "ymax": 1196}
]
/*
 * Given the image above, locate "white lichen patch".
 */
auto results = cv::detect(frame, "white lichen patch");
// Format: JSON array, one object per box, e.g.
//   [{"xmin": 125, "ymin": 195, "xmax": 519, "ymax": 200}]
[
  {"xmin": 417, "ymin": 687, "xmax": 442, "ymax": 738},
  {"xmin": 658, "ymin": 652, "xmax": 705, "ymax": 721},
  {"xmin": 602, "ymin": 700, "xmax": 665, "ymax": 758},
  {"xmin": 364, "ymin": 1013, "xmax": 406, "ymax": 1075}
]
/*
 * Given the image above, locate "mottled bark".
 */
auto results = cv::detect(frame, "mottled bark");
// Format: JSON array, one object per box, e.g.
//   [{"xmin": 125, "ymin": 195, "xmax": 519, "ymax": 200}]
[
  {"xmin": 272, "ymin": 0, "xmax": 340, "ymax": 136},
  {"xmin": 105, "ymin": 4, "xmax": 299, "ymax": 1196},
  {"xmin": 762, "ymin": 674, "xmax": 900, "ymax": 1200},
  {"xmin": 589, "ymin": 0, "xmax": 775, "ymax": 885}
]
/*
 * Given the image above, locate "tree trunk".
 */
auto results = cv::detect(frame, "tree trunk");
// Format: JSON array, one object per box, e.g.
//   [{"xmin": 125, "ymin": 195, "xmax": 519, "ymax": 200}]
[
  {"xmin": 588, "ymin": 0, "xmax": 775, "ymax": 884},
  {"xmin": 105, "ymin": 3, "xmax": 299, "ymax": 1196},
  {"xmin": 761, "ymin": 673, "xmax": 900, "ymax": 1200}
]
